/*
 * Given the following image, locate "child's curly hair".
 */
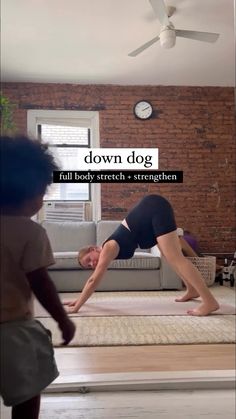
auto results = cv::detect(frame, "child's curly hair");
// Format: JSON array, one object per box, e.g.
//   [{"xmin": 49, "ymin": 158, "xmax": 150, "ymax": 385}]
[{"xmin": 0, "ymin": 135, "xmax": 59, "ymax": 207}]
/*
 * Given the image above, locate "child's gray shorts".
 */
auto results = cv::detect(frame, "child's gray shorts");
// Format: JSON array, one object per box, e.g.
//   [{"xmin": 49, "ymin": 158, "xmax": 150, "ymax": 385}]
[{"xmin": 0, "ymin": 319, "xmax": 59, "ymax": 406}]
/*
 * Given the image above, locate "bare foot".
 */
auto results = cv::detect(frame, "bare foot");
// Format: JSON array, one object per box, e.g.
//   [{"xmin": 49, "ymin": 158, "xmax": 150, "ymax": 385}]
[
  {"xmin": 175, "ymin": 291, "xmax": 200, "ymax": 302},
  {"xmin": 187, "ymin": 301, "xmax": 220, "ymax": 316}
]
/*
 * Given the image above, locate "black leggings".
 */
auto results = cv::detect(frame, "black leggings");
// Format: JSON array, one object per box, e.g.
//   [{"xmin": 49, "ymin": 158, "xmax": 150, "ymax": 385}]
[{"xmin": 126, "ymin": 195, "xmax": 177, "ymax": 248}]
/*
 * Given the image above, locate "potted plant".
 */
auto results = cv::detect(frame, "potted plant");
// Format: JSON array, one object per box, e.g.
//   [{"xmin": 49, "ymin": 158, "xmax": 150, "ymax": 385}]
[{"xmin": 0, "ymin": 92, "xmax": 16, "ymax": 134}]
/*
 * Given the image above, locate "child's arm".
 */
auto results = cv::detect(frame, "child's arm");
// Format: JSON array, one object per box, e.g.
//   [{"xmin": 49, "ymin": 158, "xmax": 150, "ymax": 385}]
[
  {"xmin": 65, "ymin": 240, "xmax": 119, "ymax": 313},
  {"xmin": 27, "ymin": 268, "xmax": 75, "ymax": 345}
]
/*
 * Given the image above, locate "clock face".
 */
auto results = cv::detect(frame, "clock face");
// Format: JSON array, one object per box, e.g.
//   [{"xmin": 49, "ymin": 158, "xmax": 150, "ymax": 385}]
[{"xmin": 134, "ymin": 100, "xmax": 153, "ymax": 120}]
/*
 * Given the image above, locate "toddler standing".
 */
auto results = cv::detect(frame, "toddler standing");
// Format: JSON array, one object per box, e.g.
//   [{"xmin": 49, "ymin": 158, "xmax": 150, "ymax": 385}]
[{"xmin": 0, "ymin": 135, "xmax": 76, "ymax": 419}]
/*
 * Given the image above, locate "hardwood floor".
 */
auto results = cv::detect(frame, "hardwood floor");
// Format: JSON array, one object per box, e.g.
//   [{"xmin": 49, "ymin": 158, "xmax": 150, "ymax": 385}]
[
  {"xmin": 55, "ymin": 344, "xmax": 235, "ymax": 375},
  {"xmin": 39, "ymin": 389, "xmax": 236, "ymax": 419},
  {"xmin": 1, "ymin": 345, "xmax": 235, "ymax": 419},
  {"xmin": 2, "ymin": 389, "xmax": 235, "ymax": 419}
]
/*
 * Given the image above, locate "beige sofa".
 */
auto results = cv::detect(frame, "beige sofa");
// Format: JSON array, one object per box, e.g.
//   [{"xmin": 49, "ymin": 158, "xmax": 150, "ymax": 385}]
[{"xmin": 42, "ymin": 220, "xmax": 185, "ymax": 292}]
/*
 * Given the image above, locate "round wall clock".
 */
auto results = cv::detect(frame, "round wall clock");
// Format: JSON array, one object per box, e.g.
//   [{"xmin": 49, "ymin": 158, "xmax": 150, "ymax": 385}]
[{"xmin": 134, "ymin": 100, "xmax": 153, "ymax": 120}]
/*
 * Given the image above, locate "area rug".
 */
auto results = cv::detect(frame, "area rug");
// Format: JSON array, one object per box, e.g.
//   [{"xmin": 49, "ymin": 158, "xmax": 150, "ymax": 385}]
[{"xmin": 35, "ymin": 286, "xmax": 236, "ymax": 347}]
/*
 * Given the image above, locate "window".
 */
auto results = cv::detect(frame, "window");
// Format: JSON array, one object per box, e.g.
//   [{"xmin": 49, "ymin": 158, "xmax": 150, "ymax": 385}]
[
  {"xmin": 38, "ymin": 123, "xmax": 90, "ymax": 201},
  {"xmin": 27, "ymin": 110, "xmax": 101, "ymax": 220}
]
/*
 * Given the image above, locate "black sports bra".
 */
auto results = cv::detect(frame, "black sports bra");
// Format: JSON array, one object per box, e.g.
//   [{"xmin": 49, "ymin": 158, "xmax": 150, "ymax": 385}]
[{"xmin": 103, "ymin": 224, "xmax": 137, "ymax": 259}]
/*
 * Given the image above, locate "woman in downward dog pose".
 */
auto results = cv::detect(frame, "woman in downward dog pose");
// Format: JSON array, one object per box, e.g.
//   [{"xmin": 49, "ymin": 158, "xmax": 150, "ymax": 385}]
[{"xmin": 64, "ymin": 195, "xmax": 219, "ymax": 316}]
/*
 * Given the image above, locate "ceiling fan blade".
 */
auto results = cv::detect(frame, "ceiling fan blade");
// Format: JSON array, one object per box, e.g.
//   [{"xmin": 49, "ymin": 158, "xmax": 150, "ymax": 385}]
[
  {"xmin": 175, "ymin": 29, "xmax": 220, "ymax": 43},
  {"xmin": 128, "ymin": 35, "xmax": 160, "ymax": 57},
  {"xmin": 149, "ymin": 0, "xmax": 170, "ymax": 26}
]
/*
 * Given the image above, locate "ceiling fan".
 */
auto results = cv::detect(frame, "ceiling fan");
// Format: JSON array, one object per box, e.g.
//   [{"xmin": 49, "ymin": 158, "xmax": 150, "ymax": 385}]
[{"xmin": 128, "ymin": 0, "xmax": 220, "ymax": 57}]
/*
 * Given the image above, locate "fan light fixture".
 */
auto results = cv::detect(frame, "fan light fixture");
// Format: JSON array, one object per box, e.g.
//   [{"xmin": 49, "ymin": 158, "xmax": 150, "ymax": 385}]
[{"xmin": 160, "ymin": 25, "xmax": 176, "ymax": 48}]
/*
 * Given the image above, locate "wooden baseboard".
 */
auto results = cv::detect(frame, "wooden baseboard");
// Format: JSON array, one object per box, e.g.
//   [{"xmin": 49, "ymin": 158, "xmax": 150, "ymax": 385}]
[{"xmin": 46, "ymin": 369, "xmax": 235, "ymax": 393}]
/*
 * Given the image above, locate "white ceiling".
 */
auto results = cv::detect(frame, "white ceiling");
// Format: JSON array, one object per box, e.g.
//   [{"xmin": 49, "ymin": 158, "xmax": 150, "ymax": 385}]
[{"xmin": 1, "ymin": 0, "xmax": 235, "ymax": 86}]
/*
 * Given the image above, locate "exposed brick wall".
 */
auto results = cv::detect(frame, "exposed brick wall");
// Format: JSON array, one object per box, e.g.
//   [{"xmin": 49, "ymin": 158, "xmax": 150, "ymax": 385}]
[{"xmin": 2, "ymin": 83, "xmax": 235, "ymax": 253}]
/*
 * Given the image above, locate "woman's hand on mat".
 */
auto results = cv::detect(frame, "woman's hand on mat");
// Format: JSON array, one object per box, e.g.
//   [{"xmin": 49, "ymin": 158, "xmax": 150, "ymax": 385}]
[
  {"xmin": 63, "ymin": 299, "xmax": 80, "ymax": 313},
  {"xmin": 59, "ymin": 318, "xmax": 76, "ymax": 345},
  {"xmin": 63, "ymin": 299, "xmax": 78, "ymax": 306}
]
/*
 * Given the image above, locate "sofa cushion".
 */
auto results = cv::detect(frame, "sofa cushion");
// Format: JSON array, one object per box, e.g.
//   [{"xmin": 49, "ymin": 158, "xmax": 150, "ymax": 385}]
[
  {"xmin": 49, "ymin": 250, "xmax": 160, "ymax": 271},
  {"xmin": 96, "ymin": 220, "xmax": 121, "ymax": 246},
  {"xmin": 109, "ymin": 252, "xmax": 160, "ymax": 270},
  {"xmin": 42, "ymin": 221, "xmax": 96, "ymax": 252},
  {"xmin": 49, "ymin": 252, "xmax": 79, "ymax": 269}
]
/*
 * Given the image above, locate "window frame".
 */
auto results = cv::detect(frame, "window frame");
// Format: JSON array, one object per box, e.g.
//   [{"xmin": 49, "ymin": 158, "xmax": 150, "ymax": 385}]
[{"xmin": 27, "ymin": 109, "xmax": 101, "ymax": 220}]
